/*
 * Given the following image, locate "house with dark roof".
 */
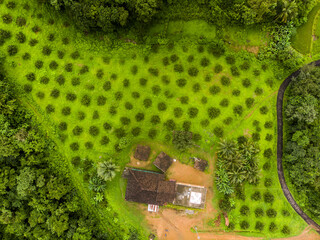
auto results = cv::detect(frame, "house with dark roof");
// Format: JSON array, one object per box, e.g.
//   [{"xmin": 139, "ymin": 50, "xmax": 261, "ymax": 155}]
[
  {"xmin": 123, "ymin": 168, "xmax": 176, "ymax": 206},
  {"xmin": 153, "ymin": 152, "xmax": 173, "ymax": 172}
]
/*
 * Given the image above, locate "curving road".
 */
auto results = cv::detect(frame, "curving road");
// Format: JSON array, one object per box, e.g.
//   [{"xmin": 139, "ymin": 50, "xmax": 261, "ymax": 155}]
[{"xmin": 277, "ymin": 60, "xmax": 320, "ymax": 234}]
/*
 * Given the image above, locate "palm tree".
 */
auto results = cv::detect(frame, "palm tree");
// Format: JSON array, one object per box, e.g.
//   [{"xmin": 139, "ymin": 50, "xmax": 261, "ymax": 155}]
[
  {"xmin": 276, "ymin": 0, "xmax": 298, "ymax": 23},
  {"xmin": 228, "ymin": 168, "xmax": 246, "ymax": 185},
  {"xmin": 97, "ymin": 161, "xmax": 119, "ymax": 181},
  {"xmin": 217, "ymin": 139, "xmax": 237, "ymax": 158},
  {"xmin": 94, "ymin": 193, "xmax": 104, "ymax": 204},
  {"xmin": 246, "ymin": 166, "xmax": 260, "ymax": 185},
  {"xmin": 225, "ymin": 152, "xmax": 243, "ymax": 171}
]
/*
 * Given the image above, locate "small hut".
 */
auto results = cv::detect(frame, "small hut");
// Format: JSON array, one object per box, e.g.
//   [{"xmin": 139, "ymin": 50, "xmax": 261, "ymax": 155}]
[
  {"xmin": 134, "ymin": 145, "xmax": 151, "ymax": 161},
  {"xmin": 153, "ymin": 152, "xmax": 173, "ymax": 173},
  {"xmin": 193, "ymin": 158, "xmax": 208, "ymax": 172}
]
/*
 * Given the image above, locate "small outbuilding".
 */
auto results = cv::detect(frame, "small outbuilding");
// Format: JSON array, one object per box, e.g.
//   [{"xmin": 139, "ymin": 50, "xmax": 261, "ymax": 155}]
[
  {"xmin": 134, "ymin": 145, "xmax": 151, "ymax": 161},
  {"xmin": 193, "ymin": 158, "xmax": 208, "ymax": 172},
  {"xmin": 153, "ymin": 152, "xmax": 173, "ymax": 173}
]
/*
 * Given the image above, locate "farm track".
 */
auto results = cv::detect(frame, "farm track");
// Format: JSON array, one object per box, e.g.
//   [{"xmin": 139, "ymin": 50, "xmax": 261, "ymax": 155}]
[{"xmin": 276, "ymin": 60, "xmax": 320, "ymax": 233}]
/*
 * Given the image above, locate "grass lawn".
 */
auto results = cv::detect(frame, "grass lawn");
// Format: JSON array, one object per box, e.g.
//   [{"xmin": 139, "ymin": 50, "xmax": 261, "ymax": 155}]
[{"xmin": 0, "ymin": 0, "xmax": 309, "ymax": 237}]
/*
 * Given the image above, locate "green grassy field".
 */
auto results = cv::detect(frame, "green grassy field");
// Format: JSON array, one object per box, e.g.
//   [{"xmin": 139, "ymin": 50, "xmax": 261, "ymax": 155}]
[{"xmin": 0, "ymin": 0, "xmax": 308, "ymax": 238}]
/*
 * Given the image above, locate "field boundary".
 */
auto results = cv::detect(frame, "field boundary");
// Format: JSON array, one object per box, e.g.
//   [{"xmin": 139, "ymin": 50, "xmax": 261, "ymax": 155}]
[{"xmin": 277, "ymin": 60, "xmax": 320, "ymax": 233}]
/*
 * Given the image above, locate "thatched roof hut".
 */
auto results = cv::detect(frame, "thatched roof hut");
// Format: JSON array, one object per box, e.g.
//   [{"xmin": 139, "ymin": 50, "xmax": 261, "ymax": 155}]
[
  {"xmin": 134, "ymin": 145, "xmax": 151, "ymax": 161},
  {"xmin": 193, "ymin": 158, "xmax": 208, "ymax": 172},
  {"xmin": 153, "ymin": 152, "xmax": 173, "ymax": 173}
]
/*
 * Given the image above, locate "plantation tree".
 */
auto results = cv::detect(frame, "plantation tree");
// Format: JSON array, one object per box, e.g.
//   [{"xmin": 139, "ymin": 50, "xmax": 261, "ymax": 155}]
[{"xmin": 97, "ymin": 160, "xmax": 120, "ymax": 181}]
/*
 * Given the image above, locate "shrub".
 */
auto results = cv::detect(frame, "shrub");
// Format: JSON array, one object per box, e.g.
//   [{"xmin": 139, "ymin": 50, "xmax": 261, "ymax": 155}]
[
  {"xmin": 22, "ymin": 53, "xmax": 31, "ymax": 60},
  {"xmin": 16, "ymin": 32, "xmax": 26, "ymax": 43},
  {"xmin": 208, "ymin": 107, "xmax": 220, "ymax": 119},
  {"xmin": 148, "ymin": 129, "xmax": 157, "ymax": 139},
  {"xmin": 240, "ymin": 221, "xmax": 249, "ymax": 230},
  {"xmin": 66, "ymin": 93, "xmax": 77, "ymax": 102},
  {"xmin": 80, "ymin": 65, "xmax": 89, "ymax": 74},
  {"xmin": 89, "ymin": 126, "xmax": 100, "ymax": 136},
  {"xmin": 7, "ymin": 45, "xmax": 18, "ymax": 56},
  {"xmin": 237, "ymin": 136, "xmax": 247, "ymax": 144},
  {"xmin": 92, "ymin": 111, "xmax": 99, "ymax": 120},
  {"xmin": 125, "ymin": 102, "xmax": 133, "ymax": 110},
  {"xmin": 165, "ymin": 134, "xmax": 171, "ymax": 142},
  {"xmin": 264, "ymin": 148, "xmax": 273, "ymax": 158},
  {"xmin": 255, "ymin": 87, "xmax": 263, "ymax": 95},
  {"xmin": 109, "ymin": 106, "xmax": 117, "ymax": 115},
  {"xmin": 233, "ymin": 105, "xmax": 243, "ymax": 116},
  {"xmin": 176, "ymin": 78, "xmax": 186, "ymax": 87},
  {"xmin": 228, "ymin": 223, "xmax": 235, "ymax": 231},
  {"xmin": 131, "ymin": 127, "xmax": 141, "ymax": 136},
  {"xmin": 182, "ymin": 46, "xmax": 188, "ymax": 52},
  {"xmin": 103, "ymin": 56, "xmax": 110, "ymax": 64},
  {"xmin": 174, "ymin": 64, "xmax": 184, "ymax": 73},
  {"xmin": 188, "ymin": 67, "xmax": 199, "ymax": 77},
  {"xmin": 115, "ymin": 91, "xmax": 123, "ymax": 101},
  {"xmin": 81, "ymin": 95, "xmax": 91, "ymax": 106},
  {"xmin": 2, "ymin": 14, "xmax": 12, "ymax": 24},
  {"xmin": 135, "ymin": 113, "xmax": 145, "ymax": 122},
  {"xmin": 197, "ymin": 45, "xmax": 204, "ymax": 53},
  {"xmin": 46, "ymin": 104, "xmax": 55, "ymax": 113},
  {"xmin": 130, "ymin": 65, "xmax": 138, "ymax": 75},
  {"xmin": 62, "ymin": 37, "xmax": 69, "ymax": 45},
  {"xmin": 65, "ymin": 63, "xmax": 73, "ymax": 72},
  {"xmin": 162, "ymin": 57, "xmax": 170, "ymax": 66},
  {"xmin": 266, "ymin": 208, "xmax": 277, "ymax": 218},
  {"xmin": 230, "ymin": 66, "xmax": 240, "ymax": 76},
  {"xmin": 26, "ymin": 73, "xmax": 36, "ymax": 82},
  {"xmin": 39, "ymin": 76, "xmax": 49, "ymax": 84},
  {"xmin": 103, "ymin": 81, "xmax": 111, "ymax": 91},
  {"xmin": 214, "ymin": 64, "xmax": 223, "ymax": 73},
  {"xmin": 57, "ymin": 50, "xmax": 65, "ymax": 59},
  {"xmin": 282, "ymin": 210, "xmax": 290, "ymax": 217},
  {"xmin": 208, "ymin": 42, "xmax": 225, "ymax": 57},
  {"xmin": 151, "ymin": 44, "xmax": 159, "ymax": 53},
  {"xmin": 221, "ymin": 76, "xmax": 230, "ymax": 86},
  {"xmin": 188, "ymin": 107, "xmax": 199, "ymax": 118},
  {"xmin": 120, "ymin": 117, "xmax": 131, "ymax": 125},
  {"xmin": 254, "ymin": 208, "xmax": 264, "ymax": 217},
  {"xmin": 73, "ymin": 126, "xmax": 83, "ymax": 136},
  {"xmin": 187, "ymin": 55, "xmax": 194, "ymax": 63},
  {"xmin": 114, "ymin": 128, "xmax": 126, "ymax": 139},
  {"xmin": 170, "ymin": 54, "xmax": 179, "ymax": 62},
  {"xmin": 269, "ymin": 222, "xmax": 278, "ymax": 232},
  {"xmin": 35, "ymin": 60, "xmax": 43, "ymax": 69},
  {"xmin": 240, "ymin": 205, "xmax": 250, "ymax": 216},
  {"xmin": 226, "ymin": 55, "xmax": 236, "ymax": 65},
  {"xmin": 59, "ymin": 122, "xmax": 67, "ymax": 131},
  {"xmin": 232, "ymin": 90, "xmax": 240, "ymax": 96},
  {"xmin": 240, "ymin": 61, "xmax": 250, "ymax": 70},
  {"xmin": 253, "ymin": 120, "xmax": 260, "ymax": 126},
  {"xmin": 70, "ymin": 142, "xmax": 79, "ymax": 151},
  {"xmin": 201, "ymin": 119, "xmax": 209, "ymax": 127},
  {"xmin": 161, "ymin": 75, "xmax": 170, "ymax": 85},
  {"xmin": 223, "ymin": 117, "xmax": 233, "ymax": 125},
  {"xmin": 71, "ymin": 51, "xmax": 80, "ymax": 59},
  {"xmin": 253, "ymin": 69, "xmax": 260, "ymax": 76},
  {"xmin": 180, "ymin": 96, "xmax": 189, "ymax": 104},
  {"xmin": 61, "ymin": 107, "xmax": 71, "ymax": 116},
  {"xmin": 158, "ymin": 102, "xmax": 167, "ymax": 111},
  {"xmin": 252, "ymin": 132, "xmax": 260, "ymax": 141},
  {"xmin": 100, "ymin": 136, "xmax": 110, "ymax": 145},
  {"xmin": 251, "ymin": 191, "xmax": 261, "ymax": 201},
  {"xmin": 261, "ymin": 64, "xmax": 268, "ymax": 71},
  {"xmin": 123, "ymin": 79, "xmax": 130, "ymax": 88},
  {"xmin": 85, "ymin": 142, "xmax": 93, "ymax": 149},
  {"xmin": 242, "ymin": 78, "xmax": 251, "ymax": 88},
  {"xmin": 282, "ymin": 225, "xmax": 290, "ymax": 234},
  {"xmin": 245, "ymin": 98, "xmax": 254, "ymax": 108},
  {"xmin": 143, "ymin": 98, "xmax": 152, "ymax": 108},
  {"xmin": 23, "ymin": 3, "xmax": 30, "ymax": 10},
  {"xmin": 97, "ymin": 96, "xmax": 106, "ymax": 106},
  {"xmin": 152, "ymin": 85, "xmax": 161, "ymax": 95},
  {"xmin": 260, "ymin": 106, "xmax": 269, "ymax": 114},
  {"xmin": 183, "ymin": 121, "xmax": 191, "ymax": 131},
  {"xmin": 266, "ymin": 78, "xmax": 273, "ymax": 88},
  {"xmin": 265, "ymin": 134, "xmax": 273, "ymax": 141},
  {"xmin": 174, "ymin": 107, "xmax": 183, "ymax": 118},
  {"xmin": 255, "ymin": 221, "xmax": 264, "ymax": 231},
  {"xmin": 56, "ymin": 75, "xmax": 65, "ymax": 85},
  {"xmin": 201, "ymin": 97, "xmax": 207, "ymax": 104},
  {"xmin": 32, "ymin": 26, "xmax": 41, "ymax": 33},
  {"xmin": 103, "ymin": 122, "xmax": 111, "ymax": 131},
  {"xmin": 151, "ymin": 115, "xmax": 160, "ymax": 125},
  {"xmin": 36, "ymin": 91, "xmax": 45, "ymax": 99},
  {"xmin": 264, "ymin": 121, "xmax": 273, "ymax": 129},
  {"xmin": 47, "ymin": 33, "xmax": 55, "ymax": 42},
  {"xmin": 200, "ymin": 57, "xmax": 210, "ymax": 67},
  {"xmin": 72, "ymin": 78, "xmax": 80, "ymax": 86},
  {"xmin": 172, "ymin": 131, "xmax": 192, "ymax": 151},
  {"xmin": 96, "ymin": 69, "xmax": 104, "ymax": 79},
  {"xmin": 148, "ymin": 67, "xmax": 159, "ymax": 76},
  {"xmin": 264, "ymin": 178, "xmax": 273, "ymax": 188},
  {"xmin": 214, "ymin": 127, "xmax": 224, "ymax": 138},
  {"xmin": 49, "ymin": 61, "xmax": 58, "ymax": 70},
  {"xmin": 192, "ymin": 83, "xmax": 201, "ymax": 92},
  {"xmin": 264, "ymin": 192, "xmax": 274, "ymax": 203},
  {"xmin": 192, "ymin": 133, "xmax": 201, "ymax": 141},
  {"xmin": 42, "ymin": 46, "xmax": 52, "ymax": 56},
  {"xmin": 209, "ymin": 85, "xmax": 221, "ymax": 95},
  {"xmin": 23, "ymin": 84, "xmax": 32, "ymax": 93},
  {"xmin": 139, "ymin": 78, "xmax": 147, "ymax": 86},
  {"xmin": 48, "ymin": 19, "xmax": 55, "ymax": 25}
]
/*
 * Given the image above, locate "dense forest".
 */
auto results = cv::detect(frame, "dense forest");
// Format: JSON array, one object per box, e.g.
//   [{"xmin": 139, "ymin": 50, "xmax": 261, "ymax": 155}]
[{"xmin": 284, "ymin": 65, "xmax": 320, "ymax": 219}]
